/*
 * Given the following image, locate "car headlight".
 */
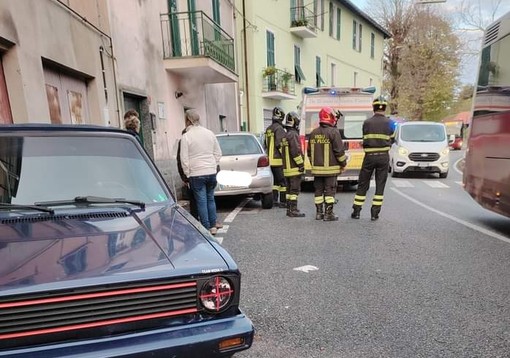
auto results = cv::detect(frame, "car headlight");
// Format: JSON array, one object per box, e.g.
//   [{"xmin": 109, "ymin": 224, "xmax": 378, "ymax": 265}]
[
  {"xmin": 441, "ymin": 147, "xmax": 450, "ymax": 155},
  {"xmin": 199, "ymin": 276, "xmax": 234, "ymax": 312},
  {"xmin": 398, "ymin": 146, "xmax": 409, "ymax": 156}
]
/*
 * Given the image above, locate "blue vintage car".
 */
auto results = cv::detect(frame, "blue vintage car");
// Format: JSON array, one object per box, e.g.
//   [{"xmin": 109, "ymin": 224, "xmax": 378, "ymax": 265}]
[{"xmin": 0, "ymin": 124, "xmax": 254, "ymax": 357}]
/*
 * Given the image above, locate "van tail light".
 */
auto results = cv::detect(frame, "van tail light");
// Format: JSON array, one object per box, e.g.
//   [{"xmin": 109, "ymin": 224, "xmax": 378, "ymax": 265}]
[{"xmin": 257, "ymin": 155, "xmax": 270, "ymax": 167}]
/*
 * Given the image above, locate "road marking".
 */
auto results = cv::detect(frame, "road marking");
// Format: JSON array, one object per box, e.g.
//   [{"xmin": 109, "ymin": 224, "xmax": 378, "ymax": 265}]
[
  {"xmin": 453, "ymin": 156, "xmax": 464, "ymax": 176},
  {"xmin": 223, "ymin": 197, "xmax": 250, "ymax": 223},
  {"xmin": 455, "ymin": 181, "xmax": 463, "ymax": 186},
  {"xmin": 423, "ymin": 181, "xmax": 449, "ymax": 188},
  {"xmin": 293, "ymin": 265, "xmax": 319, "ymax": 273},
  {"xmin": 214, "ymin": 237, "xmax": 224, "ymax": 245},
  {"xmin": 392, "ymin": 179, "xmax": 413, "ymax": 188},
  {"xmin": 217, "ymin": 225, "xmax": 229, "ymax": 234},
  {"xmin": 392, "ymin": 188, "xmax": 510, "ymax": 245}
]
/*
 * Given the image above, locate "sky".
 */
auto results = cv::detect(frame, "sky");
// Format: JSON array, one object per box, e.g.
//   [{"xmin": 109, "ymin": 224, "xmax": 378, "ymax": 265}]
[{"xmin": 348, "ymin": 0, "xmax": 510, "ymax": 85}]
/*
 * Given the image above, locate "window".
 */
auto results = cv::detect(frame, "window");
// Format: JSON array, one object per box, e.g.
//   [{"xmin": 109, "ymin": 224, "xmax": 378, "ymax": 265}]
[
  {"xmin": 336, "ymin": 8, "xmax": 341, "ymax": 40},
  {"xmin": 212, "ymin": 0, "xmax": 220, "ymax": 25},
  {"xmin": 316, "ymin": 56, "xmax": 324, "ymax": 87},
  {"xmin": 266, "ymin": 31, "xmax": 275, "ymax": 66},
  {"xmin": 330, "ymin": 63, "xmax": 336, "ymax": 86},
  {"xmin": 321, "ymin": 0, "xmax": 325, "ymax": 31},
  {"xmin": 358, "ymin": 23, "xmax": 363, "ymax": 52},
  {"xmin": 352, "ymin": 20, "xmax": 357, "ymax": 50},
  {"xmin": 294, "ymin": 45, "xmax": 306, "ymax": 84},
  {"xmin": 370, "ymin": 32, "xmax": 375, "ymax": 59},
  {"xmin": 329, "ymin": 2, "xmax": 334, "ymax": 37},
  {"xmin": 354, "ymin": 71, "xmax": 358, "ymax": 87}
]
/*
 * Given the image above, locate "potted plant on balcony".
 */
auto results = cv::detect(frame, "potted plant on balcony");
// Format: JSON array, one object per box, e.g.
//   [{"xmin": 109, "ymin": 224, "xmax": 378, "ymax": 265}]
[
  {"xmin": 281, "ymin": 71, "xmax": 293, "ymax": 93},
  {"xmin": 263, "ymin": 66, "xmax": 277, "ymax": 90},
  {"xmin": 291, "ymin": 18, "xmax": 309, "ymax": 27}
]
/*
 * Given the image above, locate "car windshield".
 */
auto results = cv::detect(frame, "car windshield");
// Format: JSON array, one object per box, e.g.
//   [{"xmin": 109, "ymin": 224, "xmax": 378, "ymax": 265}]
[
  {"xmin": 217, "ymin": 135, "xmax": 262, "ymax": 156},
  {"xmin": 400, "ymin": 124, "xmax": 446, "ymax": 142},
  {"xmin": 0, "ymin": 135, "xmax": 171, "ymax": 206}
]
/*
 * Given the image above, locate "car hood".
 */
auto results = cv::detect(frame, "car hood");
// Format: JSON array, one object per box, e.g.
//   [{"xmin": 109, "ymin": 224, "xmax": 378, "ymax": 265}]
[
  {"xmin": 394, "ymin": 140, "xmax": 448, "ymax": 153},
  {"xmin": 0, "ymin": 204, "xmax": 232, "ymax": 296}
]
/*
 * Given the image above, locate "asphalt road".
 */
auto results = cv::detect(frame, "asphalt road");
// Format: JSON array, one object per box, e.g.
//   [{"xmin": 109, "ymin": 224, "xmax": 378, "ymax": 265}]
[{"xmin": 215, "ymin": 150, "xmax": 510, "ymax": 358}]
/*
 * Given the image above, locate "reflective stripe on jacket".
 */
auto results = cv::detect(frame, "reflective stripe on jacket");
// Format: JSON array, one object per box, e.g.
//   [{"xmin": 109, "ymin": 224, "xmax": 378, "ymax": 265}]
[
  {"xmin": 362, "ymin": 113, "xmax": 395, "ymax": 153},
  {"xmin": 307, "ymin": 124, "xmax": 347, "ymax": 177},
  {"xmin": 265, "ymin": 122, "xmax": 285, "ymax": 166},
  {"xmin": 282, "ymin": 128, "xmax": 304, "ymax": 177}
]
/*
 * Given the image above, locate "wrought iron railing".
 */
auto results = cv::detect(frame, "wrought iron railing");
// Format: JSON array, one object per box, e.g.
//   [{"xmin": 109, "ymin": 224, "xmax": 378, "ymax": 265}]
[
  {"xmin": 160, "ymin": 11, "xmax": 235, "ymax": 73},
  {"xmin": 262, "ymin": 67, "xmax": 295, "ymax": 95},
  {"xmin": 290, "ymin": 6, "xmax": 317, "ymax": 32}
]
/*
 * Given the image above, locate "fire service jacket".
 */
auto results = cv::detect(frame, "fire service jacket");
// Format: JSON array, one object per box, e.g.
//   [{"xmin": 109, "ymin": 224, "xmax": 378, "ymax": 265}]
[
  {"xmin": 307, "ymin": 124, "xmax": 347, "ymax": 176},
  {"xmin": 362, "ymin": 113, "xmax": 395, "ymax": 153},
  {"xmin": 282, "ymin": 127, "xmax": 304, "ymax": 177},
  {"xmin": 265, "ymin": 121, "xmax": 285, "ymax": 166}
]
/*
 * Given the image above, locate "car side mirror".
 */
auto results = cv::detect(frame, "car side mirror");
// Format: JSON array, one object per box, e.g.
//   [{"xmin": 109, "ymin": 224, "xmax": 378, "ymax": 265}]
[{"xmin": 448, "ymin": 134, "xmax": 455, "ymax": 144}]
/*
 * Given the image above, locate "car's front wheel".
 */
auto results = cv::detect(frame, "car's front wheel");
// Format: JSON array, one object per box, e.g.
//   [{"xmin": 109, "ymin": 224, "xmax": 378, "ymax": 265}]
[{"xmin": 261, "ymin": 192, "xmax": 273, "ymax": 209}]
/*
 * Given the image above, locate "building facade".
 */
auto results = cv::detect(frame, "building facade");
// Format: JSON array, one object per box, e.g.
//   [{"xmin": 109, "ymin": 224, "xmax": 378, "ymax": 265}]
[
  {"xmin": 0, "ymin": 0, "xmax": 239, "ymax": 198},
  {"xmin": 235, "ymin": 0, "xmax": 390, "ymax": 133}
]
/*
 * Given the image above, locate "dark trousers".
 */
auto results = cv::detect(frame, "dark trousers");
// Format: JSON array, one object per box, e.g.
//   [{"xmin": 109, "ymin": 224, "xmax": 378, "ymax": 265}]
[
  {"xmin": 314, "ymin": 176, "xmax": 337, "ymax": 204},
  {"xmin": 285, "ymin": 175, "xmax": 301, "ymax": 201},
  {"xmin": 271, "ymin": 166, "xmax": 286, "ymax": 192},
  {"xmin": 353, "ymin": 152, "xmax": 389, "ymax": 208}
]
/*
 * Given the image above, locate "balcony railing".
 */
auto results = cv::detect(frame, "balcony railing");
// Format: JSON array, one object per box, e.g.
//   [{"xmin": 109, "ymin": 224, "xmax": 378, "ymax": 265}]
[
  {"xmin": 262, "ymin": 67, "xmax": 296, "ymax": 98},
  {"xmin": 161, "ymin": 11, "xmax": 235, "ymax": 73},
  {"xmin": 290, "ymin": 6, "xmax": 317, "ymax": 36}
]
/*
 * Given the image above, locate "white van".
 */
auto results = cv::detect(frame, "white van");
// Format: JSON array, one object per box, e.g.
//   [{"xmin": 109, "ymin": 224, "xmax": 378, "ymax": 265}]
[{"xmin": 389, "ymin": 121, "xmax": 452, "ymax": 178}]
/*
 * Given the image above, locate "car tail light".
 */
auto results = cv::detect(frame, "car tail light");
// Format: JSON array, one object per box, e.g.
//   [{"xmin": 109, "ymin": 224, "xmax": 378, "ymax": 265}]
[
  {"xmin": 257, "ymin": 155, "xmax": 270, "ymax": 167},
  {"xmin": 199, "ymin": 276, "xmax": 234, "ymax": 313}
]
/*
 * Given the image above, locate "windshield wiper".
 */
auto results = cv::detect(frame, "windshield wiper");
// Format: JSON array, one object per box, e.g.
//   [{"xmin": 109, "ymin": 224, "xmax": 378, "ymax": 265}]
[
  {"xmin": 0, "ymin": 203, "xmax": 55, "ymax": 215},
  {"xmin": 34, "ymin": 196, "xmax": 146, "ymax": 210}
]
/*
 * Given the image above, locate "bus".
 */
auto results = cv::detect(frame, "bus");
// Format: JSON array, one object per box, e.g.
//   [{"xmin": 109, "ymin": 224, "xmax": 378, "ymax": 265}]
[
  {"xmin": 463, "ymin": 11, "xmax": 510, "ymax": 218},
  {"xmin": 298, "ymin": 86, "xmax": 375, "ymax": 186}
]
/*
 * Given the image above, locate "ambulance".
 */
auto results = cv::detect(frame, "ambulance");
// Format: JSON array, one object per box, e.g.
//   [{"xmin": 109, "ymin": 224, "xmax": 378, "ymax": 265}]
[{"xmin": 298, "ymin": 86, "xmax": 376, "ymax": 185}]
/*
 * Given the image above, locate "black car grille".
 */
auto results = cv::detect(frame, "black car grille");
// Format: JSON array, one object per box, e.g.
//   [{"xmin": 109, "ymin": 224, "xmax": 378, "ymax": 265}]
[
  {"xmin": 0, "ymin": 279, "xmax": 198, "ymax": 344},
  {"xmin": 409, "ymin": 152, "xmax": 440, "ymax": 162}
]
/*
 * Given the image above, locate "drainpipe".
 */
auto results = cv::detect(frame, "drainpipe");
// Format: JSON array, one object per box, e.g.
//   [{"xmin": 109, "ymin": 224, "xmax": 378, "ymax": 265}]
[{"xmin": 242, "ymin": 0, "xmax": 250, "ymax": 132}]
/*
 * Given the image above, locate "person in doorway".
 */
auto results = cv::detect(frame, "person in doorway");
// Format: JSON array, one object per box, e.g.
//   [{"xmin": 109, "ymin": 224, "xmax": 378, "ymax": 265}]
[
  {"xmin": 351, "ymin": 97, "xmax": 394, "ymax": 221},
  {"xmin": 124, "ymin": 109, "xmax": 141, "ymax": 143},
  {"xmin": 264, "ymin": 106, "xmax": 287, "ymax": 208},
  {"xmin": 281, "ymin": 111, "xmax": 305, "ymax": 217},
  {"xmin": 307, "ymin": 107, "xmax": 347, "ymax": 221},
  {"xmin": 180, "ymin": 110, "xmax": 222, "ymax": 235}
]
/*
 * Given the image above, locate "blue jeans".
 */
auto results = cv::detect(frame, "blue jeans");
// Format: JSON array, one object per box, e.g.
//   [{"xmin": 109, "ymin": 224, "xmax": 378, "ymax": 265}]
[{"xmin": 189, "ymin": 174, "xmax": 217, "ymax": 230}]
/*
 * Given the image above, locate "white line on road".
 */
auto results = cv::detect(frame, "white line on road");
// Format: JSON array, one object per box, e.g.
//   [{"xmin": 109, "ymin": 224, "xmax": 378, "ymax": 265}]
[
  {"xmin": 222, "ymin": 197, "xmax": 250, "ymax": 223},
  {"xmin": 423, "ymin": 180, "xmax": 449, "ymax": 188},
  {"xmin": 392, "ymin": 179, "xmax": 414, "ymax": 188},
  {"xmin": 392, "ymin": 188, "xmax": 510, "ymax": 245},
  {"xmin": 453, "ymin": 156, "xmax": 464, "ymax": 176}
]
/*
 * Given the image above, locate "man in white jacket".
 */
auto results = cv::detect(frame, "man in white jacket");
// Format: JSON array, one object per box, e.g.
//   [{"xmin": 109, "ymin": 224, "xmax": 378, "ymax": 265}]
[{"xmin": 180, "ymin": 110, "xmax": 222, "ymax": 235}]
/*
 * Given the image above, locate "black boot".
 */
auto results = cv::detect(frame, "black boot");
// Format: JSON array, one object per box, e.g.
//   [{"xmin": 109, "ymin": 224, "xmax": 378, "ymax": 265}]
[
  {"xmin": 323, "ymin": 203, "xmax": 338, "ymax": 221},
  {"xmin": 351, "ymin": 206, "xmax": 361, "ymax": 219},
  {"xmin": 371, "ymin": 206, "xmax": 381, "ymax": 221},
  {"xmin": 287, "ymin": 200, "xmax": 305, "ymax": 217},
  {"xmin": 273, "ymin": 190, "xmax": 279, "ymax": 204},
  {"xmin": 278, "ymin": 191, "xmax": 287, "ymax": 208},
  {"xmin": 286, "ymin": 200, "xmax": 291, "ymax": 216},
  {"xmin": 315, "ymin": 204, "xmax": 324, "ymax": 220}
]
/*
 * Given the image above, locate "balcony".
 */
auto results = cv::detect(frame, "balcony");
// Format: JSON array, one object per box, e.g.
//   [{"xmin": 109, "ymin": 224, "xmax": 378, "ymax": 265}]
[
  {"xmin": 290, "ymin": 6, "xmax": 317, "ymax": 39},
  {"xmin": 261, "ymin": 67, "xmax": 296, "ymax": 100},
  {"xmin": 161, "ymin": 11, "xmax": 237, "ymax": 83}
]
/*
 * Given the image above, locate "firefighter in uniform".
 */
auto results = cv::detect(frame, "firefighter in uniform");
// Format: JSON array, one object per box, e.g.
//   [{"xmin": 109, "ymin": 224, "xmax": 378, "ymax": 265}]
[
  {"xmin": 307, "ymin": 107, "xmax": 347, "ymax": 221},
  {"xmin": 265, "ymin": 107, "xmax": 287, "ymax": 208},
  {"xmin": 281, "ymin": 111, "xmax": 305, "ymax": 217},
  {"xmin": 351, "ymin": 97, "xmax": 395, "ymax": 221}
]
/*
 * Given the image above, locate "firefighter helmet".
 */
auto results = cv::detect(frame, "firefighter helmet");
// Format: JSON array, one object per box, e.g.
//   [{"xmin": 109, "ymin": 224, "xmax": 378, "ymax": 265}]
[
  {"xmin": 272, "ymin": 106, "xmax": 285, "ymax": 123},
  {"xmin": 373, "ymin": 97, "xmax": 388, "ymax": 112},
  {"xmin": 318, "ymin": 107, "xmax": 337, "ymax": 126},
  {"xmin": 284, "ymin": 111, "xmax": 300, "ymax": 130}
]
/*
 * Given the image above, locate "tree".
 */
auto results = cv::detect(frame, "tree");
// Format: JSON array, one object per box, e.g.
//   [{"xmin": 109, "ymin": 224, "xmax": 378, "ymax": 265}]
[{"xmin": 366, "ymin": 0, "xmax": 461, "ymax": 120}]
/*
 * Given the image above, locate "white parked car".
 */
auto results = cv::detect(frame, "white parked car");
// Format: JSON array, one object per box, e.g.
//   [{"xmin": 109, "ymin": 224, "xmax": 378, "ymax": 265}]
[
  {"xmin": 215, "ymin": 132, "xmax": 274, "ymax": 208},
  {"xmin": 389, "ymin": 121, "xmax": 452, "ymax": 178}
]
